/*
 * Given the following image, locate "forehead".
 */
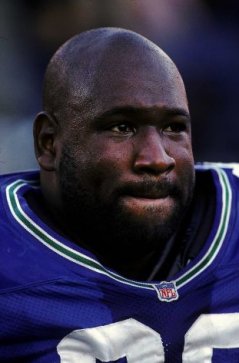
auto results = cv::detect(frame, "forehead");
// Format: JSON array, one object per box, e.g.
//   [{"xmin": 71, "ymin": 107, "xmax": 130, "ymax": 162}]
[
  {"xmin": 103, "ymin": 58, "xmax": 185, "ymax": 115},
  {"xmin": 69, "ymin": 39, "xmax": 188, "ymax": 119}
]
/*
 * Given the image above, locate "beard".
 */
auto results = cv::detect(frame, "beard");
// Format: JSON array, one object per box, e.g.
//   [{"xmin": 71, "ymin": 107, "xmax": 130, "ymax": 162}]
[{"xmin": 58, "ymin": 146, "xmax": 195, "ymax": 261}]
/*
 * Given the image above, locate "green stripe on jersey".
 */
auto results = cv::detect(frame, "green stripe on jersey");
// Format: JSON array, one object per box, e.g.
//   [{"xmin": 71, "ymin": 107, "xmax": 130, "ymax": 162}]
[{"xmin": 6, "ymin": 168, "xmax": 232, "ymax": 292}]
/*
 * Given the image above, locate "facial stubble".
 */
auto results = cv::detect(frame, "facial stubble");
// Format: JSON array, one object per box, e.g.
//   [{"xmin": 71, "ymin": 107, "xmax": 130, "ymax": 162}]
[{"xmin": 59, "ymin": 146, "xmax": 195, "ymax": 260}]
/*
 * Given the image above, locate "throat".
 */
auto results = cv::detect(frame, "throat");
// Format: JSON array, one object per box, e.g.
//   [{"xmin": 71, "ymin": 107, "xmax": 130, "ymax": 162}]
[{"xmin": 86, "ymin": 237, "xmax": 181, "ymax": 281}]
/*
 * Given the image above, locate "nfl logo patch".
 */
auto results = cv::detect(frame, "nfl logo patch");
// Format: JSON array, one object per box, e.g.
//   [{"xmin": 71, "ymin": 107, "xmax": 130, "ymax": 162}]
[{"xmin": 153, "ymin": 281, "xmax": 179, "ymax": 302}]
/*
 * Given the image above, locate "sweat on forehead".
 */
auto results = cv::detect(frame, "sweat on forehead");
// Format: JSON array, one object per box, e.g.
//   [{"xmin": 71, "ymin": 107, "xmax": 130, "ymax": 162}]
[{"xmin": 43, "ymin": 27, "xmax": 181, "ymax": 116}]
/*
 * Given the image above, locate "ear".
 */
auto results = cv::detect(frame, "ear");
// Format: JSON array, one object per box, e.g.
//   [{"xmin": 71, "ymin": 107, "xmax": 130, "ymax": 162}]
[{"xmin": 33, "ymin": 111, "xmax": 59, "ymax": 171}]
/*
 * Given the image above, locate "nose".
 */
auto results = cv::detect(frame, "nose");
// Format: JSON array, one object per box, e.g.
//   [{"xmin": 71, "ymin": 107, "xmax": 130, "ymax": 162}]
[{"xmin": 133, "ymin": 127, "xmax": 175, "ymax": 175}]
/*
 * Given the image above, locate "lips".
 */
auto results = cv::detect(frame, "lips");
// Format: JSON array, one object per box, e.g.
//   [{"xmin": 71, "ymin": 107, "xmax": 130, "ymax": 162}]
[
  {"xmin": 119, "ymin": 192, "xmax": 174, "ymax": 213},
  {"xmin": 125, "ymin": 190, "xmax": 170, "ymax": 199},
  {"xmin": 117, "ymin": 180, "xmax": 179, "ymax": 200}
]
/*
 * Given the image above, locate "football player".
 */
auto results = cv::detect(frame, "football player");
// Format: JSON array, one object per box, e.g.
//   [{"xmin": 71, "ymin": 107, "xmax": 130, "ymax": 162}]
[{"xmin": 1, "ymin": 27, "xmax": 239, "ymax": 362}]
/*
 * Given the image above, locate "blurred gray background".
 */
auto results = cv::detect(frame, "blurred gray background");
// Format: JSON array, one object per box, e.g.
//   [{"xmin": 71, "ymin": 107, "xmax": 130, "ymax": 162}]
[{"xmin": 1, "ymin": 0, "xmax": 239, "ymax": 174}]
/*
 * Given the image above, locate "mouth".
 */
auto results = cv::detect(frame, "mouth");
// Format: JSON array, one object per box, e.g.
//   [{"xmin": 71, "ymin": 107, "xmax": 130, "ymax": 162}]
[
  {"xmin": 120, "ymin": 194, "xmax": 173, "ymax": 210},
  {"xmin": 121, "ymin": 184, "xmax": 174, "ymax": 200},
  {"xmin": 125, "ymin": 190, "xmax": 170, "ymax": 199},
  {"xmin": 117, "ymin": 181, "xmax": 178, "ymax": 210}
]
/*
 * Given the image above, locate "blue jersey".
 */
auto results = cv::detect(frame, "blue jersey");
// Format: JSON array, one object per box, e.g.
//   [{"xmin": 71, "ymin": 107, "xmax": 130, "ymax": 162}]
[{"xmin": 1, "ymin": 163, "xmax": 239, "ymax": 362}]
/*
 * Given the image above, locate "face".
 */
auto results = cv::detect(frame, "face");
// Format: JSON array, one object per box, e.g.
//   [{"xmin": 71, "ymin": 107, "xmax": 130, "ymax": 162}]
[{"xmin": 56, "ymin": 48, "xmax": 195, "ymax": 258}]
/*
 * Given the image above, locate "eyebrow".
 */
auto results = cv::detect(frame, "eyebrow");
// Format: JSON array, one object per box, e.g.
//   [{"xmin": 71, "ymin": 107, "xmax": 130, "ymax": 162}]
[{"xmin": 94, "ymin": 105, "xmax": 190, "ymax": 121}]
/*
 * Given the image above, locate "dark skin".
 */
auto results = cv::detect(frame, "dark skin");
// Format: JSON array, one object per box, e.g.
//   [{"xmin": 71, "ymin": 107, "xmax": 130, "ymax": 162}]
[{"xmin": 32, "ymin": 28, "xmax": 195, "ymax": 280}]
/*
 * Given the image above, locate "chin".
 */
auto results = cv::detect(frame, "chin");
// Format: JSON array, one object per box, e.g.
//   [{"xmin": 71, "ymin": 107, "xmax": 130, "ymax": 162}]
[
  {"xmin": 119, "ymin": 195, "xmax": 178, "ymax": 221},
  {"xmin": 104, "ymin": 204, "xmax": 182, "ymax": 252}
]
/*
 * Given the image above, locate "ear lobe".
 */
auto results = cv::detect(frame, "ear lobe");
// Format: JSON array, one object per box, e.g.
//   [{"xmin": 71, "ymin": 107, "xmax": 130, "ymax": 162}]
[{"xmin": 33, "ymin": 111, "xmax": 59, "ymax": 171}]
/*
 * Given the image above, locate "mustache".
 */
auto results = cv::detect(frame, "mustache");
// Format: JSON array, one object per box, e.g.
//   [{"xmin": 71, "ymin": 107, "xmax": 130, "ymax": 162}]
[{"xmin": 116, "ymin": 180, "xmax": 181, "ymax": 199}]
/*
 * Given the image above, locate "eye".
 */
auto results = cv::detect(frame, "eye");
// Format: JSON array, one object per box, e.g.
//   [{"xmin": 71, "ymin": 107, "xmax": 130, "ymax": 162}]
[
  {"xmin": 163, "ymin": 122, "xmax": 187, "ymax": 133},
  {"xmin": 111, "ymin": 123, "xmax": 136, "ymax": 135}
]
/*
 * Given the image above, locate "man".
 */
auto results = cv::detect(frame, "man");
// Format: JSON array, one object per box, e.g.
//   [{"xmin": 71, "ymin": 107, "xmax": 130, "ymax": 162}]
[{"xmin": 0, "ymin": 27, "xmax": 239, "ymax": 362}]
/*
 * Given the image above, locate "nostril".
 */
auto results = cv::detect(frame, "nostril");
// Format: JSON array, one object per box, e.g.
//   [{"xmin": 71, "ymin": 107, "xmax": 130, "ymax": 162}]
[
  {"xmin": 133, "ymin": 127, "xmax": 176, "ymax": 174},
  {"xmin": 133, "ymin": 147, "xmax": 175, "ymax": 175},
  {"xmin": 134, "ymin": 153, "xmax": 175, "ymax": 174}
]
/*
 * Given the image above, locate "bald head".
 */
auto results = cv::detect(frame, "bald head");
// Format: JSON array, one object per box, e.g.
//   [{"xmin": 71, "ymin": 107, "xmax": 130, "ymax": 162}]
[{"xmin": 43, "ymin": 27, "xmax": 186, "ymax": 120}]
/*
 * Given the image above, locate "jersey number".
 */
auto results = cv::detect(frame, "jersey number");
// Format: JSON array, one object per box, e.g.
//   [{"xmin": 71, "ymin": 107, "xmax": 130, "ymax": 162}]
[{"xmin": 57, "ymin": 313, "xmax": 239, "ymax": 362}]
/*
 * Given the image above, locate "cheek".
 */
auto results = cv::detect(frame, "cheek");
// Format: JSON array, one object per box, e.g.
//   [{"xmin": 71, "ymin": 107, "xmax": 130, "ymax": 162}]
[
  {"xmin": 76, "ymin": 141, "xmax": 132, "ymax": 192},
  {"xmin": 170, "ymin": 136, "xmax": 194, "ymax": 168},
  {"xmin": 172, "ymin": 143, "xmax": 195, "ymax": 192}
]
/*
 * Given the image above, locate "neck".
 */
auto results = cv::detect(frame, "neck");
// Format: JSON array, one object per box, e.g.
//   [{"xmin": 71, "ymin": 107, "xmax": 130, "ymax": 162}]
[
  {"xmin": 26, "ymin": 189, "xmax": 182, "ymax": 281},
  {"xmin": 74, "ymin": 234, "xmax": 179, "ymax": 281}
]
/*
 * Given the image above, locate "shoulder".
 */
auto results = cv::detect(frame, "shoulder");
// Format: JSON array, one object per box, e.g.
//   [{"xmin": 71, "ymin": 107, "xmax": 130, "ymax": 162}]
[
  {"xmin": 0, "ymin": 170, "xmax": 40, "ymax": 189},
  {"xmin": 0, "ymin": 170, "xmax": 40, "ymax": 236},
  {"xmin": 195, "ymin": 163, "xmax": 239, "ymax": 210},
  {"xmin": 195, "ymin": 162, "xmax": 239, "ymax": 182},
  {"xmin": 0, "ymin": 169, "xmax": 40, "ymax": 181}
]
